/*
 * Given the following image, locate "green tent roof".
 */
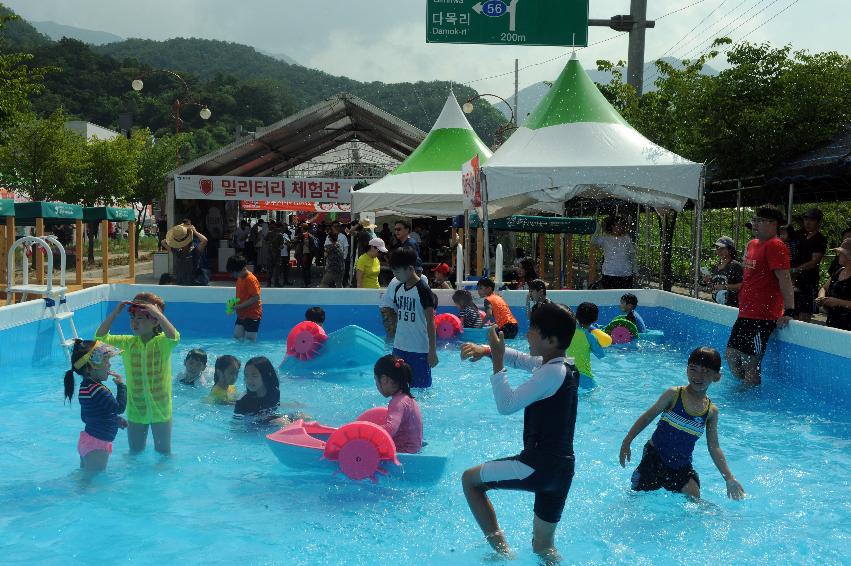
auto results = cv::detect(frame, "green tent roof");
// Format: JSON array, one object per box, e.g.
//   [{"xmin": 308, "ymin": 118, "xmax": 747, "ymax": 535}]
[
  {"xmin": 470, "ymin": 214, "xmax": 597, "ymax": 235},
  {"xmin": 83, "ymin": 206, "xmax": 136, "ymax": 222},
  {"xmin": 0, "ymin": 199, "xmax": 14, "ymax": 218},
  {"xmin": 14, "ymin": 201, "xmax": 83, "ymax": 225},
  {"xmin": 391, "ymin": 93, "xmax": 492, "ymax": 175},
  {"xmin": 525, "ymin": 55, "xmax": 630, "ymax": 130}
]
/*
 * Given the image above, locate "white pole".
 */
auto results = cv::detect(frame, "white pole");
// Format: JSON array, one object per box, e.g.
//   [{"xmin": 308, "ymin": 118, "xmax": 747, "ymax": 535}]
[
  {"xmin": 787, "ymin": 183, "xmax": 794, "ymax": 223},
  {"xmin": 481, "ymin": 172, "xmax": 490, "ymax": 277},
  {"xmin": 456, "ymin": 243, "xmax": 464, "ymax": 288},
  {"xmin": 495, "ymin": 243, "xmax": 503, "ymax": 288},
  {"xmin": 693, "ymin": 173, "xmax": 705, "ymax": 298}
]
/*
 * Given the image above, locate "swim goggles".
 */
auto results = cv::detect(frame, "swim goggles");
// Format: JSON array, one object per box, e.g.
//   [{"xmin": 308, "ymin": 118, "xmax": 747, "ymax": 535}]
[
  {"xmin": 128, "ymin": 303, "xmax": 154, "ymax": 318},
  {"xmin": 73, "ymin": 341, "xmax": 122, "ymax": 370}
]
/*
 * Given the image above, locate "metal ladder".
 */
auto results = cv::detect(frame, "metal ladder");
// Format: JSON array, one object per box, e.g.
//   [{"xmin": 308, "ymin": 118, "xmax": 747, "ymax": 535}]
[{"xmin": 6, "ymin": 235, "xmax": 79, "ymax": 361}]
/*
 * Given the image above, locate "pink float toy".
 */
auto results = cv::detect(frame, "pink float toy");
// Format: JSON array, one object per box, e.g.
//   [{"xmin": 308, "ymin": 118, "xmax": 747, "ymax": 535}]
[
  {"xmin": 609, "ymin": 325, "xmax": 635, "ymax": 344},
  {"xmin": 435, "ymin": 313, "xmax": 463, "ymax": 339},
  {"xmin": 356, "ymin": 406, "xmax": 389, "ymax": 425},
  {"xmin": 324, "ymin": 422, "xmax": 400, "ymax": 482},
  {"xmin": 285, "ymin": 321, "xmax": 327, "ymax": 361}
]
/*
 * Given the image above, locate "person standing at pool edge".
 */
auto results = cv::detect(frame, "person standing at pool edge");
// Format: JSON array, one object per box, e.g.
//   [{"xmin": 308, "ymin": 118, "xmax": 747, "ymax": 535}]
[
  {"xmin": 380, "ymin": 246, "xmax": 437, "ymax": 388},
  {"xmin": 726, "ymin": 205, "xmax": 795, "ymax": 385},
  {"xmin": 95, "ymin": 292, "xmax": 180, "ymax": 454},
  {"xmin": 620, "ymin": 346, "xmax": 745, "ymax": 501},
  {"xmin": 460, "ymin": 304, "xmax": 579, "ymax": 560}
]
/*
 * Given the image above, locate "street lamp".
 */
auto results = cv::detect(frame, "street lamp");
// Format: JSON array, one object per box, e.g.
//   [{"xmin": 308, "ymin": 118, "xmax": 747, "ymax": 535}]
[
  {"xmin": 463, "ymin": 93, "xmax": 517, "ymax": 147},
  {"xmin": 130, "ymin": 69, "xmax": 212, "ymax": 139}
]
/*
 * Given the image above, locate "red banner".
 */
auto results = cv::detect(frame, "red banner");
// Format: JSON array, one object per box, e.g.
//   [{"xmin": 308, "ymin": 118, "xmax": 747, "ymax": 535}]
[{"xmin": 240, "ymin": 200, "xmax": 351, "ymax": 212}]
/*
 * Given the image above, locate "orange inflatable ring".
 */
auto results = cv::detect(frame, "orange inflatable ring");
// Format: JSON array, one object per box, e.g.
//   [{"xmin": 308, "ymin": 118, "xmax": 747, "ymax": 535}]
[
  {"xmin": 435, "ymin": 313, "xmax": 463, "ymax": 339},
  {"xmin": 286, "ymin": 321, "xmax": 328, "ymax": 361}
]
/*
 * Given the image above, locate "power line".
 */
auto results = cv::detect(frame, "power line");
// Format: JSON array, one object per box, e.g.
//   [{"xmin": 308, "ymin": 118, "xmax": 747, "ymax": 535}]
[
  {"xmin": 682, "ymin": 0, "xmax": 779, "ymax": 61},
  {"xmin": 654, "ymin": 0, "xmax": 710, "ymax": 21}
]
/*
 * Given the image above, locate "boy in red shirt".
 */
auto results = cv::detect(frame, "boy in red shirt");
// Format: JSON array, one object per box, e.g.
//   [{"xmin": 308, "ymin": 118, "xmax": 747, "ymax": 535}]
[
  {"xmin": 726, "ymin": 205, "xmax": 795, "ymax": 384},
  {"xmin": 227, "ymin": 255, "xmax": 263, "ymax": 342}
]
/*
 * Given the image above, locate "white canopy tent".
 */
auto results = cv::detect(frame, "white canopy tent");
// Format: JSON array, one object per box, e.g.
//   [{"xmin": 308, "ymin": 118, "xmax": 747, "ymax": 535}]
[
  {"xmin": 351, "ymin": 93, "xmax": 492, "ymax": 217},
  {"xmin": 482, "ymin": 55, "xmax": 703, "ymax": 214},
  {"xmin": 480, "ymin": 55, "xmax": 705, "ymax": 290}
]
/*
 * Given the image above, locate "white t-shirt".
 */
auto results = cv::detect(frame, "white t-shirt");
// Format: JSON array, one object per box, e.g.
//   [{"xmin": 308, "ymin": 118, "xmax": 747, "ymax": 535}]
[
  {"xmin": 382, "ymin": 275, "xmax": 434, "ymax": 353},
  {"xmin": 591, "ymin": 234, "xmax": 636, "ymax": 277}
]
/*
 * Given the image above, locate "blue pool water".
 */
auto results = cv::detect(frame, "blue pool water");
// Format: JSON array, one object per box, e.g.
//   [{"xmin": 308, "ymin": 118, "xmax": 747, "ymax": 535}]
[{"xmin": 1, "ymin": 320, "xmax": 849, "ymax": 564}]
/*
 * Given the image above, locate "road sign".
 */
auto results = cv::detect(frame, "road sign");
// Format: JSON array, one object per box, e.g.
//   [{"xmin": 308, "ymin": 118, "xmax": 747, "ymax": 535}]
[{"xmin": 426, "ymin": 0, "xmax": 589, "ymax": 47}]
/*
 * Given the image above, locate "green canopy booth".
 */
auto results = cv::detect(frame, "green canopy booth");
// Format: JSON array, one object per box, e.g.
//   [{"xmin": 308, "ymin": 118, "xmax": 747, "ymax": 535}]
[
  {"xmin": 470, "ymin": 214, "xmax": 597, "ymax": 289},
  {"xmin": 0, "ymin": 199, "xmax": 15, "ymax": 287},
  {"xmin": 83, "ymin": 207, "xmax": 137, "ymax": 285},
  {"xmin": 14, "ymin": 202, "xmax": 84, "ymax": 289}
]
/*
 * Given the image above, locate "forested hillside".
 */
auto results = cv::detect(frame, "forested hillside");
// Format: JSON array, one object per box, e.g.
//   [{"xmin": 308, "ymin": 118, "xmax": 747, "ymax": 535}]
[{"xmin": 0, "ymin": 7, "xmax": 506, "ymax": 159}]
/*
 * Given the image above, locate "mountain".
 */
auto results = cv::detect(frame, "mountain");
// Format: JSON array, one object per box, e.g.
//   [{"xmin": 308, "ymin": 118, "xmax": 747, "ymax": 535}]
[
  {"xmin": 500, "ymin": 58, "xmax": 720, "ymax": 125},
  {"xmin": 93, "ymin": 37, "xmax": 507, "ymax": 143},
  {"xmin": 0, "ymin": 5, "xmax": 51, "ymax": 51},
  {"xmin": 31, "ymin": 20, "xmax": 123, "ymax": 45},
  {"xmin": 257, "ymin": 49, "xmax": 299, "ymax": 66}
]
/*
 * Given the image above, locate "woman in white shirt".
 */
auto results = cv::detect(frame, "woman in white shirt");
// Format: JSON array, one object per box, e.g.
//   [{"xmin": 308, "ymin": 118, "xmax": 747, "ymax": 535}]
[{"xmin": 590, "ymin": 216, "xmax": 636, "ymax": 289}]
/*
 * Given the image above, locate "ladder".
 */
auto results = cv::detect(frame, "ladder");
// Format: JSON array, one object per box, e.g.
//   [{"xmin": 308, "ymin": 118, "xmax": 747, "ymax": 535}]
[{"xmin": 6, "ymin": 235, "xmax": 79, "ymax": 362}]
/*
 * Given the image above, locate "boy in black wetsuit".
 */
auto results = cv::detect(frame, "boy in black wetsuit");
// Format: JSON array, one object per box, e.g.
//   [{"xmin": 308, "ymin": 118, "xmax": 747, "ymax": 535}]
[{"xmin": 460, "ymin": 303, "xmax": 578, "ymax": 561}]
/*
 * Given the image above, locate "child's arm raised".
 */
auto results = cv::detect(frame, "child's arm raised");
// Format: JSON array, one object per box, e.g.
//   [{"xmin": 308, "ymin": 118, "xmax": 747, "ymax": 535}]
[
  {"xmin": 95, "ymin": 301, "xmax": 133, "ymax": 337},
  {"xmin": 619, "ymin": 387, "xmax": 678, "ymax": 467},
  {"xmin": 705, "ymin": 406, "xmax": 745, "ymax": 500},
  {"xmin": 139, "ymin": 303, "xmax": 178, "ymax": 340}
]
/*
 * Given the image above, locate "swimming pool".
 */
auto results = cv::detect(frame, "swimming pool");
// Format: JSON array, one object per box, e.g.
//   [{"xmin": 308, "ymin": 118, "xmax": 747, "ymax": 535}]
[{"xmin": 1, "ymin": 286, "xmax": 849, "ymax": 564}]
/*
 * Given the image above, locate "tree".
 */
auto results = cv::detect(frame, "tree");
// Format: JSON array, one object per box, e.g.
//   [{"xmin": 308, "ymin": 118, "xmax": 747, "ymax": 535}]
[
  {"xmin": 0, "ymin": 109, "xmax": 87, "ymax": 201},
  {"xmin": 131, "ymin": 131, "xmax": 188, "ymax": 256},
  {"xmin": 596, "ymin": 40, "xmax": 851, "ymax": 289},
  {"xmin": 0, "ymin": 11, "xmax": 53, "ymax": 132}
]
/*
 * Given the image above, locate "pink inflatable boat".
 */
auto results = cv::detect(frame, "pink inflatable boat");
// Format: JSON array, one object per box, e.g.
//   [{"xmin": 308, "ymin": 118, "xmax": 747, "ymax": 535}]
[{"xmin": 266, "ymin": 408, "xmax": 449, "ymax": 484}]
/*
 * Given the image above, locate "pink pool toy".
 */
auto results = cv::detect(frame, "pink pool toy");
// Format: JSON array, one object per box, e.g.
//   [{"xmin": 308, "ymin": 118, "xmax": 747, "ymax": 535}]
[
  {"xmin": 609, "ymin": 325, "xmax": 635, "ymax": 344},
  {"xmin": 435, "ymin": 313, "xmax": 462, "ymax": 339},
  {"xmin": 266, "ymin": 410, "xmax": 449, "ymax": 484},
  {"xmin": 285, "ymin": 321, "xmax": 327, "ymax": 361},
  {"xmin": 356, "ymin": 406, "xmax": 389, "ymax": 425}
]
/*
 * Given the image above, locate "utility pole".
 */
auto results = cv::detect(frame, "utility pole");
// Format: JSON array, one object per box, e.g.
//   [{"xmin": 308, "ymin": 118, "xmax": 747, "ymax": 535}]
[
  {"xmin": 589, "ymin": 0, "xmax": 655, "ymax": 95},
  {"xmin": 514, "ymin": 58, "xmax": 519, "ymax": 126}
]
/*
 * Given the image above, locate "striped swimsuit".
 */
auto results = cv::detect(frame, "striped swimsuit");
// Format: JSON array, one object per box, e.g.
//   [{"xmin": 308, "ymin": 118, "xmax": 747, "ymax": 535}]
[{"xmin": 650, "ymin": 387, "xmax": 711, "ymax": 469}]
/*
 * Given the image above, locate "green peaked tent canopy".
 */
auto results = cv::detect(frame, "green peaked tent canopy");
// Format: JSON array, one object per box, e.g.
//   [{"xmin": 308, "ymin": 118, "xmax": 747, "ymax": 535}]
[
  {"xmin": 351, "ymin": 93, "xmax": 492, "ymax": 217},
  {"xmin": 483, "ymin": 54, "xmax": 703, "ymax": 213}
]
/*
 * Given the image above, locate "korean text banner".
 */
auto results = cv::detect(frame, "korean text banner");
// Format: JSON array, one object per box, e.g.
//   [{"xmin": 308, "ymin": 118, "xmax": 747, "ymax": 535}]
[
  {"xmin": 461, "ymin": 154, "xmax": 481, "ymax": 210},
  {"xmin": 240, "ymin": 201, "xmax": 351, "ymax": 212},
  {"xmin": 175, "ymin": 175, "xmax": 353, "ymax": 203}
]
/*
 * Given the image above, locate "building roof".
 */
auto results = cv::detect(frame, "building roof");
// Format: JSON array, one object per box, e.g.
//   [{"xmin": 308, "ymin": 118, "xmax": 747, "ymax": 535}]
[{"xmin": 171, "ymin": 93, "xmax": 427, "ymax": 178}]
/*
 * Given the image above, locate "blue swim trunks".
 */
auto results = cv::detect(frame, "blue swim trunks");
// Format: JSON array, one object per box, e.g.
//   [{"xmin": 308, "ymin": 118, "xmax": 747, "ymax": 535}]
[{"xmin": 392, "ymin": 348, "xmax": 432, "ymax": 388}]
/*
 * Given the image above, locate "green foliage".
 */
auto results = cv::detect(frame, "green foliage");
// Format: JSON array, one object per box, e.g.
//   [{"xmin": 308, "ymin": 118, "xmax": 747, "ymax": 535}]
[
  {"xmin": 94, "ymin": 37, "xmax": 507, "ymax": 146},
  {"xmin": 0, "ymin": 9, "xmax": 54, "ymax": 132},
  {"xmin": 598, "ymin": 40, "xmax": 851, "ymax": 180},
  {"xmin": 0, "ymin": 109, "xmax": 87, "ymax": 201}
]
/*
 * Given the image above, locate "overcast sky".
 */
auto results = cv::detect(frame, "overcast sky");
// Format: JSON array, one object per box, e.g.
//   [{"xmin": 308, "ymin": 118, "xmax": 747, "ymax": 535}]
[{"xmin": 7, "ymin": 0, "xmax": 848, "ymax": 98}]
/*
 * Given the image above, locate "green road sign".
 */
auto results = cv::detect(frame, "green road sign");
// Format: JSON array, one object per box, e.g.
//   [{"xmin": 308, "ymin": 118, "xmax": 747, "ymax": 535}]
[{"xmin": 426, "ymin": 0, "xmax": 589, "ymax": 47}]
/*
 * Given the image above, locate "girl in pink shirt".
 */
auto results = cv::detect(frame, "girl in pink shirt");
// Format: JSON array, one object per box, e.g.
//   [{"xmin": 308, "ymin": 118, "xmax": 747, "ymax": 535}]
[{"xmin": 374, "ymin": 355, "xmax": 423, "ymax": 453}]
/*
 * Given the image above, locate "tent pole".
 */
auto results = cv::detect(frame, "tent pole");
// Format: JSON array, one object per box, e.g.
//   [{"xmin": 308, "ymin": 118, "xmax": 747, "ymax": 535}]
[
  {"xmin": 735, "ymin": 183, "xmax": 742, "ymax": 247},
  {"xmin": 693, "ymin": 174, "xmax": 705, "ymax": 299},
  {"xmin": 101, "ymin": 220, "xmax": 110, "ymax": 284},
  {"xmin": 787, "ymin": 183, "xmax": 794, "ymax": 223},
  {"xmin": 658, "ymin": 209, "xmax": 665, "ymax": 290},
  {"xmin": 464, "ymin": 212, "xmax": 471, "ymax": 279},
  {"xmin": 481, "ymin": 172, "xmax": 490, "ymax": 277},
  {"xmin": 553, "ymin": 233, "xmax": 562, "ymax": 289},
  {"xmin": 566, "ymin": 234, "xmax": 574, "ymax": 289},
  {"xmin": 75, "ymin": 219, "xmax": 83, "ymax": 285}
]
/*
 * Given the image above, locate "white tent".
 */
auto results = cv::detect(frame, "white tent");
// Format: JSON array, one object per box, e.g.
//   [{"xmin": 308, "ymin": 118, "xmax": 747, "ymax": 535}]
[
  {"xmin": 351, "ymin": 94, "xmax": 492, "ymax": 217},
  {"xmin": 482, "ymin": 55, "xmax": 703, "ymax": 213}
]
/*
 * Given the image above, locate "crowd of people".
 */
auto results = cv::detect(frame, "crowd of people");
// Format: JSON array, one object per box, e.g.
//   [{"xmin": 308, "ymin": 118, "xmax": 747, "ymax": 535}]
[{"xmin": 61, "ymin": 205, "xmax": 851, "ymax": 560}]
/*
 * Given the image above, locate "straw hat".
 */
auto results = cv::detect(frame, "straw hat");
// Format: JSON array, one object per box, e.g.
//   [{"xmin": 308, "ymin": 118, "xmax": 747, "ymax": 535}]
[
  {"xmin": 165, "ymin": 224, "xmax": 193, "ymax": 249},
  {"xmin": 359, "ymin": 218, "xmax": 376, "ymax": 230}
]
